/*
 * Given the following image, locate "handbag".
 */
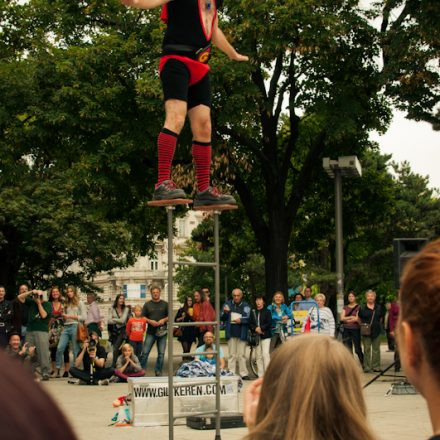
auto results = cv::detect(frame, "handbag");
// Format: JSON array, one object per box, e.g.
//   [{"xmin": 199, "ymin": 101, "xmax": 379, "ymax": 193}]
[
  {"xmin": 360, "ymin": 309, "xmax": 375, "ymax": 336},
  {"xmin": 247, "ymin": 328, "xmax": 260, "ymax": 347},
  {"xmin": 173, "ymin": 327, "xmax": 182, "ymax": 338},
  {"xmin": 76, "ymin": 322, "xmax": 88, "ymax": 342},
  {"xmin": 247, "ymin": 310, "xmax": 260, "ymax": 347},
  {"xmin": 48, "ymin": 319, "xmax": 63, "ymax": 348},
  {"xmin": 156, "ymin": 325, "xmax": 168, "ymax": 337}
]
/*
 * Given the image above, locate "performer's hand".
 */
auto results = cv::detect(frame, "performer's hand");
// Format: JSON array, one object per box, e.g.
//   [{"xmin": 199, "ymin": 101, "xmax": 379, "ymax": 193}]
[
  {"xmin": 243, "ymin": 377, "xmax": 263, "ymax": 428},
  {"xmin": 230, "ymin": 52, "xmax": 249, "ymax": 62}
]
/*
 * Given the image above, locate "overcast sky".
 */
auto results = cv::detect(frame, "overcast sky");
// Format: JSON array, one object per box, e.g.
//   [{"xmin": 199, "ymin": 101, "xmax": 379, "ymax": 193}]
[{"xmin": 370, "ymin": 111, "xmax": 440, "ymax": 191}]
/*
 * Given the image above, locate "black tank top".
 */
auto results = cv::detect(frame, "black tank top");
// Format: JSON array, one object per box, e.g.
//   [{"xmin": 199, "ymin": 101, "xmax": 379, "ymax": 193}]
[{"xmin": 163, "ymin": 0, "xmax": 219, "ymax": 49}]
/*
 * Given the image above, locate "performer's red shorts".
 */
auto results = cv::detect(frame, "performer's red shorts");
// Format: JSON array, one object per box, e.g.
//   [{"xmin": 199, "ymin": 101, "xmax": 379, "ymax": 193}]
[{"xmin": 159, "ymin": 56, "xmax": 211, "ymax": 109}]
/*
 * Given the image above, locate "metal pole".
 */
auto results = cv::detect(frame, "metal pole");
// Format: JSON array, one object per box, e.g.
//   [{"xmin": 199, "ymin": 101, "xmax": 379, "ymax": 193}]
[
  {"xmin": 334, "ymin": 170, "xmax": 344, "ymax": 317},
  {"xmin": 214, "ymin": 211, "xmax": 221, "ymax": 440},
  {"xmin": 167, "ymin": 206, "xmax": 175, "ymax": 440}
]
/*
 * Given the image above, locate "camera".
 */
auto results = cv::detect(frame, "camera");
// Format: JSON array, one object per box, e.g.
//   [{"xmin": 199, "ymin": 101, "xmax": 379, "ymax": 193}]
[
  {"xmin": 87, "ymin": 339, "xmax": 97, "ymax": 354},
  {"xmin": 32, "ymin": 292, "xmax": 43, "ymax": 300}
]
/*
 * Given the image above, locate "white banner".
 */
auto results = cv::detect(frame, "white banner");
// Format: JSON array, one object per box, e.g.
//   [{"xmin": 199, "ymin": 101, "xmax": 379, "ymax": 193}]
[{"xmin": 129, "ymin": 376, "xmax": 240, "ymax": 427}]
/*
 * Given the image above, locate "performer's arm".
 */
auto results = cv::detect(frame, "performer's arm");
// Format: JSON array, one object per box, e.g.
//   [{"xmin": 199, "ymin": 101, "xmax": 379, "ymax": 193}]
[
  {"xmin": 212, "ymin": 22, "xmax": 249, "ymax": 62},
  {"xmin": 120, "ymin": 0, "xmax": 169, "ymax": 9}
]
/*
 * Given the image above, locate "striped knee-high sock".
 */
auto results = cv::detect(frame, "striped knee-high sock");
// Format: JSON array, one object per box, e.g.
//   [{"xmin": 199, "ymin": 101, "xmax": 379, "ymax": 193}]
[
  {"xmin": 192, "ymin": 141, "xmax": 212, "ymax": 192},
  {"xmin": 156, "ymin": 128, "xmax": 178, "ymax": 187}
]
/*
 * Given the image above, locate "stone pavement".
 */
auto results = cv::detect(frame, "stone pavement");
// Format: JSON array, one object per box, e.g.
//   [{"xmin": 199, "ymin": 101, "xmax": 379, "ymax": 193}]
[{"xmin": 42, "ymin": 343, "xmax": 433, "ymax": 440}]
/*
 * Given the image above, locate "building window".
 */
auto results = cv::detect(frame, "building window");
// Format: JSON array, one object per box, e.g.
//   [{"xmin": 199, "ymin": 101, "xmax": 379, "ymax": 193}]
[
  {"xmin": 150, "ymin": 259, "xmax": 158, "ymax": 271},
  {"xmin": 178, "ymin": 219, "xmax": 186, "ymax": 237}
]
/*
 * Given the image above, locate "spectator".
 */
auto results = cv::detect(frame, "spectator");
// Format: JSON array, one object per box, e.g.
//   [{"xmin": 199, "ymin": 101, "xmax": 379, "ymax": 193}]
[
  {"xmin": 340, "ymin": 291, "xmax": 363, "ymax": 364},
  {"xmin": 306, "ymin": 293, "xmax": 335, "ymax": 336},
  {"xmin": 268, "ymin": 291, "xmax": 292, "ymax": 352},
  {"xmin": 193, "ymin": 289, "xmax": 215, "ymax": 346},
  {"xmin": 291, "ymin": 293, "xmax": 304, "ymax": 310},
  {"xmin": 126, "ymin": 305, "xmax": 147, "ymax": 359},
  {"xmin": 296, "ymin": 286, "xmax": 317, "ymax": 311},
  {"xmin": 358, "ymin": 290, "xmax": 383, "ymax": 373},
  {"xmin": 5, "ymin": 333, "xmax": 35, "ymax": 368},
  {"xmin": 195, "ymin": 331, "xmax": 225, "ymax": 368},
  {"xmin": 221, "ymin": 288, "xmax": 250, "ymax": 380},
  {"xmin": 249, "ymin": 295, "xmax": 272, "ymax": 377},
  {"xmin": 398, "ymin": 239, "xmax": 440, "ymax": 440},
  {"xmin": 0, "ymin": 350, "xmax": 78, "ymax": 440},
  {"xmin": 140, "ymin": 286, "xmax": 169, "ymax": 376},
  {"xmin": 388, "ymin": 299, "xmax": 400, "ymax": 372},
  {"xmin": 202, "ymin": 287, "xmax": 214, "ymax": 307},
  {"xmin": 55, "ymin": 286, "xmax": 86, "ymax": 377},
  {"xmin": 48, "ymin": 286, "xmax": 70, "ymax": 378},
  {"xmin": 0, "ymin": 285, "xmax": 13, "ymax": 347},
  {"xmin": 384, "ymin": 302, "xmax": 393, "ymax": 351},
  {"xmin": 69, "ymin": 329, "xmax": 114, "ymax": 385},
  {"xmin": 17, "ymin": 288, "xmax": 52, "ymax": 381},
  {"xmin": 243, "ymin": 334, "xmax": 376, "ymax": 440},
  {"xmin": 108, "ymin": 294, "xmax": 130, "ymax": 368},
  {"xmin": 11, "ymin": 284, "xmax": 30, "ymax": 340},
  {"xmin": 175, "ymin": 296, "xmax": 197, "ymax": 361},
  {"xmin": 85, "ymin": 292, "xmax": 102, "ymax": 336},
  {"xmin": 114, "ymin": 343, "xmax": 145, "ymax": 382}
]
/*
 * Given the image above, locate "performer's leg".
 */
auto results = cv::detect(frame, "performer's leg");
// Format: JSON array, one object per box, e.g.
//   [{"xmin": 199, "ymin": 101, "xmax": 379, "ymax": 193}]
[
  {"xmin": 153, "ymin": 59, "xmax": 190, "ymax": 199},
  {"xmin": 187, "ymin": 77, "xmax": 236, "ymax": 206},
  {"xmin": 189, "ymin": 105, "xmax": 212, "ymax": 193}
]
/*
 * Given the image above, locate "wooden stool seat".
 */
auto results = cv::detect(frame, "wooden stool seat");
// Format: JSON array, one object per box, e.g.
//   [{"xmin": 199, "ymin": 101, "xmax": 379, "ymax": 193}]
[
  {"xmin": 193, "ymin": 204, "xmax": 238, "ymax": 212},
  {"xmin": 147, "ymin": 199, "xmax": 193, "ymax": 207}
]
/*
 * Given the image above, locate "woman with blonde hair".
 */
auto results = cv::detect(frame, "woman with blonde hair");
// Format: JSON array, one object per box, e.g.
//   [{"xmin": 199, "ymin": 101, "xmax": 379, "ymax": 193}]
[
  {"xmin": 55, "ymin": 286, "xmax": 86, "ymax": 374},
  {"xmin": 303, "ymin": 293, "xmax": 335, "ymax": 336},
  {"xmin": 398, "ymin": 240, "xmax": 440, "ymax": 440},
  {"xmin": 244, "ymin": 334, "xmax": 377, "ymax": 440}
]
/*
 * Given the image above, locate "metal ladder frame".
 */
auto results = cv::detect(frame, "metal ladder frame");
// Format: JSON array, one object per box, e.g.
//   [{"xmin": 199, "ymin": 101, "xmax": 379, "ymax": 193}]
[{"xmin": 164, "ymin": 205, "xmax": 224, "ymax": 440}]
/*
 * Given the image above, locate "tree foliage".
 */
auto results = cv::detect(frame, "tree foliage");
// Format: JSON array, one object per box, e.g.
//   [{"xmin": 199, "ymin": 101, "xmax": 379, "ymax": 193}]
[
  {"xmin": 0, "ymin": 0, "xmax": 169, "ymax": 293},
  {"xmin": 1, "ymin": 0, "xmax": 438, "ymax": 301}
]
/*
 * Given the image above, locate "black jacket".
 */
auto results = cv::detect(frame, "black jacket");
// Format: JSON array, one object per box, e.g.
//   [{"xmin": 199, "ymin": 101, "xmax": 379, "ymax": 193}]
[
  {"xmin": 358, "ymin": 304, "xmax": 383, "ymax": 339},
  {"xmin": 249, "ymin": 307, "xmax": 272, "ymax": 339}
]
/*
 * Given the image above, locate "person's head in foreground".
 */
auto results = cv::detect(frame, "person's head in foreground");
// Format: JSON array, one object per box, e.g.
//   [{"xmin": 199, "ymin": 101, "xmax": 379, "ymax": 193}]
[
  {"xmin": 398, "ymin": 239, "xmax": 440, "ymax": 438},
  {"xmin": 244, "ymin": 334, "xmax": 376, "ymax": 440},
  {"xmin": 0, "ymin": 350, "xmax": 78, "ymax": 439}
]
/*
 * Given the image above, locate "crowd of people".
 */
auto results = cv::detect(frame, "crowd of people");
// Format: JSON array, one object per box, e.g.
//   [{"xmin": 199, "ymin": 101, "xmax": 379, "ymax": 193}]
[
  {"xmin": 1, "ymin": 239, "xmax": 440, "ymax": 439},
  {"xmin": 0, "ymin": 280, "xmax": 402, "ymax": 383}
]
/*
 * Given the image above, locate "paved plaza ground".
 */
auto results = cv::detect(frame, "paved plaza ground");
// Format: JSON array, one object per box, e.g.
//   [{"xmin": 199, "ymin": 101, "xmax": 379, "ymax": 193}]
[{"xmin": 43, "ymin": 343, "xmax": 432, "ymax": 440}]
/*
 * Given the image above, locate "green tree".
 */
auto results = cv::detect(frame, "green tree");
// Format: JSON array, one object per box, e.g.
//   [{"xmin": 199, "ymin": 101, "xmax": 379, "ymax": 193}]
[
  {"xmin": 208, "ymin": 0, "xmax": 439, "ymax": 298},
  {"xmin": 0, "ymin": 1, "xmax": 170, "ymax": 292}
]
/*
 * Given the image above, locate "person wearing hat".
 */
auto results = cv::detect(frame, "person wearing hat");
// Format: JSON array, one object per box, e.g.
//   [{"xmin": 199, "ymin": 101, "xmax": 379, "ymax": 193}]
[{"xmin": 69, "ymin": 329, "xmax": 114, "ymax": 385}]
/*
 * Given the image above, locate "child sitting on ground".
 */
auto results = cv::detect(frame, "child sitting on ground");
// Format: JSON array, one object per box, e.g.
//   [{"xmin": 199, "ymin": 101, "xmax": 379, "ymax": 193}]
[{"xmin": 114, "ymin": 343, "xmax": 145, "ymax": 382}]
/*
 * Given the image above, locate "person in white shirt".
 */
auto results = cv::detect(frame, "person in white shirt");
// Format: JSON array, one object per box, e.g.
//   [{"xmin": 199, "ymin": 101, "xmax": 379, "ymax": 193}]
[{"xmin": 303, "ymin": 293, "xmax": 335, "ymax": 337}]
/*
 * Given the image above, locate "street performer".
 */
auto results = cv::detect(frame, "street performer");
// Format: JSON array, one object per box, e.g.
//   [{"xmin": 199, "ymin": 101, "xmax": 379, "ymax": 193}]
[{"xmin": 121, "ymin": 0, "xmax": 248, "ymax": 206}]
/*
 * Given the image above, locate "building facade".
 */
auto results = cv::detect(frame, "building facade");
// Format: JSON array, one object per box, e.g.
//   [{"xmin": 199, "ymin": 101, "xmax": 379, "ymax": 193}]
[{"xmin": 89, "ymin": 210, "xmax": 203, "ymax": 325}]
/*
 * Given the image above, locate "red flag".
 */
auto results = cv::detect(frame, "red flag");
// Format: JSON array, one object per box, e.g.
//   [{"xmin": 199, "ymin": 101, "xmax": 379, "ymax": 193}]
[{"xmin": 303, "ymin": 316, "xmax": 311, "ymax": 333}]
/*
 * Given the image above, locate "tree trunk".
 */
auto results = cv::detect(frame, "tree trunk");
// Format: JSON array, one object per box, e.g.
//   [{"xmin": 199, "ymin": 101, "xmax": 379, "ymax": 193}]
[
  {"xmin": 263, "ymin": 203, "xmax": 289, "ymax": 301},
  {"xmin": 0, "ymin": 226, "xmax": 22, "ymax": 298}
]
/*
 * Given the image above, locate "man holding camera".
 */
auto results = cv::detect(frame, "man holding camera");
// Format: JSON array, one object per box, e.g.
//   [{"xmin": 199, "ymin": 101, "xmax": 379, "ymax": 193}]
[
  {"xmin": 69, "ymin": 329, "xmax": 114, "ymax": 385},
  {"xmin": 18, "ymin": 289, "xmax": 52, "ymax": 381}
]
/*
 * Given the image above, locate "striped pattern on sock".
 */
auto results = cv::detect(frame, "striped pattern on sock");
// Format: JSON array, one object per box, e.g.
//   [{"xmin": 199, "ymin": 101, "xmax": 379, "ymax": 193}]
[
  {"xmin": 157, "ymin": 128, "xmax": 178, "ymax": 186},
  {"xmin": 192, "ymin": 141, "xmax": 212, "ymax": 192}
]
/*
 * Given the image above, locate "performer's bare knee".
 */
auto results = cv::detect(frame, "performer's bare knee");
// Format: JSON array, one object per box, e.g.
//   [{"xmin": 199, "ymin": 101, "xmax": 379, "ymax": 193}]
[
  {"xmin": 164, "ymin": 100, "xmax": 187, "ymax": 134},
  {"xmin": 191, "ymin": 117, "xmax": 211, "ymax": 142}
]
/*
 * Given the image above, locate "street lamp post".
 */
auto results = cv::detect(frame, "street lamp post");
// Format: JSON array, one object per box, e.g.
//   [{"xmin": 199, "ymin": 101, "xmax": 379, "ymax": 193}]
[{"xmin": 323, "ymin": 156, "xmax": 362, "ymax": 317}]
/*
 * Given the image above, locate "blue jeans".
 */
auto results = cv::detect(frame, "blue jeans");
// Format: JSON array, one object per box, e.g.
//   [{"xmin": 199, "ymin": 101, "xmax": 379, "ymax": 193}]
[
  {"xmin": 140, "ymin": 333, "xmax": 167, "ymax": 374},
  {"xmin": 56, "ymin": 323, "xmax": 79, "ymax": 369}
]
